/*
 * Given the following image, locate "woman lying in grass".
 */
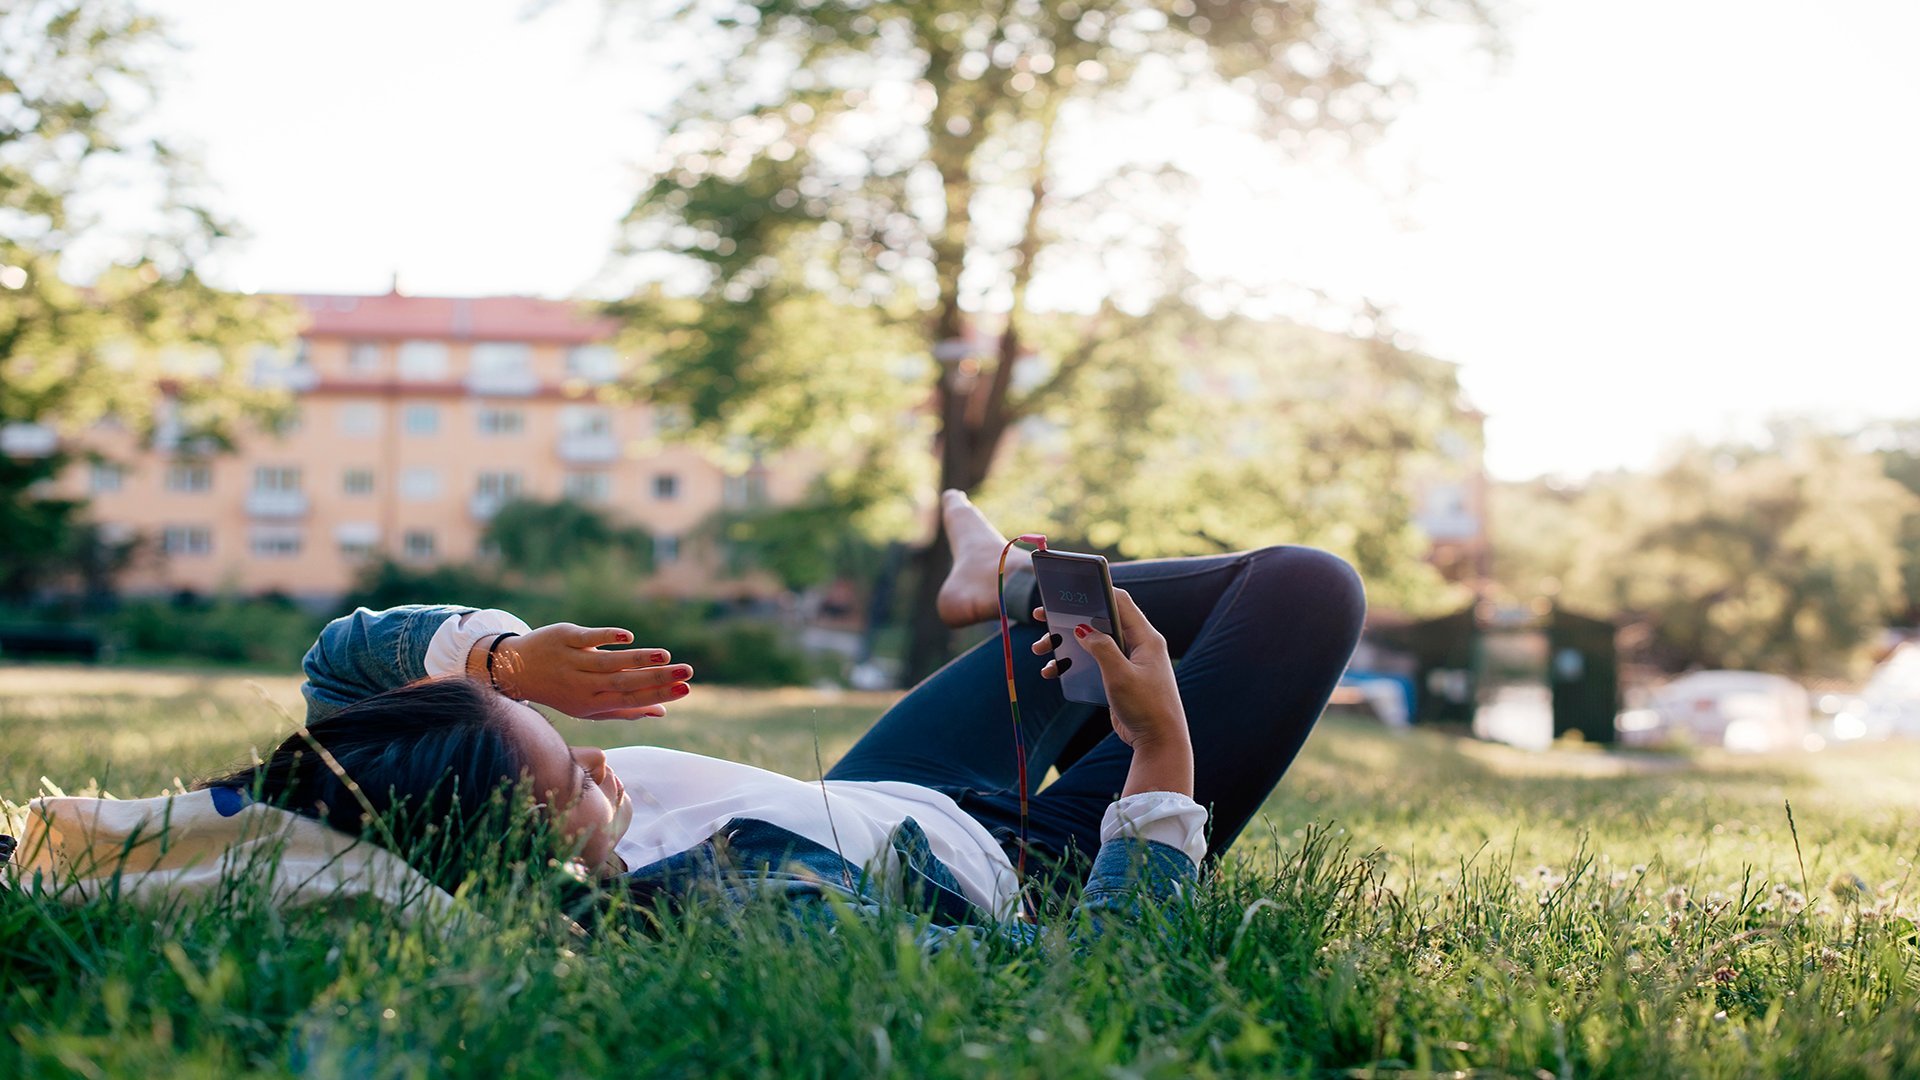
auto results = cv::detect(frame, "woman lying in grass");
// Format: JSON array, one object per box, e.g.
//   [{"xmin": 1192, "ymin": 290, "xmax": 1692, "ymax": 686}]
[{"xmin": 202, "ymin": 492, "xmax": 1365, "ymax": 932}]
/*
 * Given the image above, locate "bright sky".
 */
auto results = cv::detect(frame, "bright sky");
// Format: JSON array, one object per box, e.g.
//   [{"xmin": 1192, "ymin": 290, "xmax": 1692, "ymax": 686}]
[{"xmin": 144, "ymin": 0, "xmax": 1920, "ymax": 480}]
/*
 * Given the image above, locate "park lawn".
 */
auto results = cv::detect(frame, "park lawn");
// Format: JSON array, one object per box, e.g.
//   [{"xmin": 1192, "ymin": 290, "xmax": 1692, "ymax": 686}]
[{"xmin": 4, "ymin": 663, "xmax": 1920, "ymax": 1078}]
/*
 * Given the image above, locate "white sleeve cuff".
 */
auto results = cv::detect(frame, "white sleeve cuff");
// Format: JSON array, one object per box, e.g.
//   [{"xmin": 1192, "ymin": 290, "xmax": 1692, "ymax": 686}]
[
  {"xmin": 1099, "ymin": 791, "xmax": 1209, "ymax": 868},
  {"xmin": 422, "ymin": 609, "xmax": 535, "ymax": 679}
]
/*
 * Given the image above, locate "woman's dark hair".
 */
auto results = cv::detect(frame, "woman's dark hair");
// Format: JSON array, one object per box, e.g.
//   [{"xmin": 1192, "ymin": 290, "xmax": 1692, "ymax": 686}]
[{"xmin": 200, "ymin": 678, "xmax": 532, "ymax": 889}]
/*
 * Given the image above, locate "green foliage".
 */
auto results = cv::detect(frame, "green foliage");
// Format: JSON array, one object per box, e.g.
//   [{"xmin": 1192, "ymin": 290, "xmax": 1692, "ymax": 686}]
[
  {"xmin": 982, "ymin": 309, "xmax": 1470, "ymax": 616},
  {"xmin": 484, "ymin": 497, "xmax": 654, "ymax": 577},
  {"xmin": 705, "ymin": 471, "xmax": 899, "ymax": 591},
  {"xmin": 106, "ymin": 596, "xmax": 326, "ymax": 667},
  {"xmin": 0, "ymin": 451, "xmax": 140, "ymax": 603},
  {"xmin": 0, "ymin": 0, "xmax": 294, "ymax": 599},
  {"xmin": 342, "ymin": 557, "xmax": 813, "ymax": 686},
  {"xmin": 1492, "ymin": 424, "xmax": 1920, "ymax": 676},
  {"xmin": 340, "ymin": 559, "xmax": 516, "ymax": 615},
  {"xmin": 11, "ymin": 673, "xmax": 1920, "ymax": 1077}
]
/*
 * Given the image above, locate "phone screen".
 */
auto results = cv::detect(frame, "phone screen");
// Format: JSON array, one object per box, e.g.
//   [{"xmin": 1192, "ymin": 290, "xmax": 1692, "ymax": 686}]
[
  {"xmin": 1040, "ymin": 559, "xmax": 1108, "ymax": 619},
  {"xmin": 1031, "ymin": 552, "xmax": 1120, "ymax": 707}
]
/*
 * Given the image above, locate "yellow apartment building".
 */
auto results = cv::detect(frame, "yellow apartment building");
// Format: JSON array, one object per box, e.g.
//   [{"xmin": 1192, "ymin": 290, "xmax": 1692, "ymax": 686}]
[{"xmin": 48, "ymin": 291, "xmax": 815, "ymax": 603}]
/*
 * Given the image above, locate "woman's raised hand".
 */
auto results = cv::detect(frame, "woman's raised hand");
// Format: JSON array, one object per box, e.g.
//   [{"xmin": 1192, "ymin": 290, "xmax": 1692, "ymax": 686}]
[
  {"xmin": 1031, "ymin": 589, "xmax": 1193, "ymax": 798},
  {"xmin": 489, "ymin": 623, "xmax": 693, "ymax": 720},
  {"xmin": 1030, "ymin": 589, "xmax": 1188, "ymax": 751}
]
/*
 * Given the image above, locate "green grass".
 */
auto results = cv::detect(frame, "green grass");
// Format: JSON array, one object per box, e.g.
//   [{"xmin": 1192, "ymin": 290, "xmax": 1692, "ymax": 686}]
[{"xmin": 6, "ymin": 664, "xmax": 1920, "ymax": 1078}]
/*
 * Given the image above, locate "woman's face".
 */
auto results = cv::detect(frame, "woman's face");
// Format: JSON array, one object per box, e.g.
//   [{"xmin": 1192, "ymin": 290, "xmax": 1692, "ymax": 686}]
[{"xmin": 500, "ymin": 702, "xmax": 633, "ymax": 876}]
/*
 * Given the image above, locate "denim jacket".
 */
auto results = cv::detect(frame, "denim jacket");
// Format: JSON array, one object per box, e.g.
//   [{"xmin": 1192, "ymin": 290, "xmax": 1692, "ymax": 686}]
[{"xmin": 302, "ymin": 605, "xmax": 1198, "ymax": 942}]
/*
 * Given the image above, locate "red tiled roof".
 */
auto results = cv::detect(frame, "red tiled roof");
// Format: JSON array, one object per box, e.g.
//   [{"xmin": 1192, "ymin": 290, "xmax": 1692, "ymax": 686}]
[{"xmin": 292, "ymin": 293, "xmax": 618, "ymax": 344}]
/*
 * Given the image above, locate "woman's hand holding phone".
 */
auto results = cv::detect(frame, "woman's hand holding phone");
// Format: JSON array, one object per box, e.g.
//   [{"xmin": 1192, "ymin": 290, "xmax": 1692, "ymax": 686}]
[
  {"xmin": 476, "ymin": 623, "xmax": 694, "ymax": 720},
  {"xmin": 1032, "ymin": 589, "xmax": 1194, "ymax": 798}
]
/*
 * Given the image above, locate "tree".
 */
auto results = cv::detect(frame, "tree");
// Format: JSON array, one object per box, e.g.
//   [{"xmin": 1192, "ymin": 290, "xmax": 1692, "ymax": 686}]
[
  {"xmin": 0, "ymin": 0, "xmax": 292, "ymax": 599},
  {"xmin": 1491, "ymin": 427, "xmax": 1919, "ymax": 677},
  {"xmin": 607, "ymin": 0, "xmax": 1500, "ymax": 678}
]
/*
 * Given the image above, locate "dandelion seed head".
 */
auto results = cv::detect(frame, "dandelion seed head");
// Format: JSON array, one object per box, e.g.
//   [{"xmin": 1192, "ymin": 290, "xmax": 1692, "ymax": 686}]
[{"xmin": 1828, "ymin": 872, "xmax": 1871, "ymax": 906}]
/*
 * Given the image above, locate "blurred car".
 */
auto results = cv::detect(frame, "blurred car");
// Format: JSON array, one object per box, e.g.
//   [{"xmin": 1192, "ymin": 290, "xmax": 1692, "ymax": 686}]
[
  {"xmin": 1852, "ymin": 642, "xmax": 1920, "ymax": 739},
  {"xmin": 1643, "ymin": 671, "xmax": 1812, "ymax": 752}
]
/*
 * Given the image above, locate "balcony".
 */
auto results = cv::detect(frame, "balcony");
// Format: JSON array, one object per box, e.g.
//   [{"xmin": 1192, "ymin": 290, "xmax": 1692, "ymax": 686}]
[
  {"xmin": 465, "ymin": 369, "xmax": 540, "ymax": 396},
  {"xmin": 246, "ymin": 491, "xmax": 309, "ymax": 518},
  {"xmin": 557, "ymin": 432, "xmax": 619, "ymax": 463}
]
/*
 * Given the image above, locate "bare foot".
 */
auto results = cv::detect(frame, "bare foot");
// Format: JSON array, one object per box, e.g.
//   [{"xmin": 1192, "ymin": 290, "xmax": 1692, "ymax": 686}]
[{"xmin": 937, "ymin": 489, "xmax": 1031, "ymax": 627}]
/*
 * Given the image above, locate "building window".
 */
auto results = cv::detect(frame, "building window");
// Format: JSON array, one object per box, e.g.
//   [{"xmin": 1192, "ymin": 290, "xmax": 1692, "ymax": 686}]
[
  {"xmin": 343, "ymin": 469, "xmax": 375, "ymax": 496},
  {"xmin": 248, "ymin": 525, "xmax": 303, "ymax": 558},
  {"xmin": 651, "ymin": 473, "xmax": 679, "ymax": 500},
  {"xmin": 471, "ymin": 342, "xmax": 532, "ymax": 379},
  {"xmin": 253, "ymin": 466, "xmax": 301, "ymax": 493},
  {"xmin": 403, "ymin": 404, "xmax": 440, "ymax": 436},
  {"xmin": 403, "ymin": 530, "xmax": 436, "ymax": 561},
  {"xmin": 89, "ymin": 462, "xmax": 125, "ymax": 494},
  {"xmin": 335, "ymin": 522, "xmax": 379, "ymax": 560},
  {"xmin": 161, "ymin": 526, "xmax": 212, "ymax": 556},
  {"xmin": 562, "ymin": 406, "xmax": 613, "ymax": 439},
  {"xmin": 397, "ymin": 341, "xmax": 449, "ymax": 381},
  {"xmin": 563, "ymin": 471, "xmax": 611, "ymax": 503},
  {"xmin": 653, "ymin": 534, "xmax": 681, "ymax": 565},
  {"xmin": 338, "ymin": 403, "xmax": 383, "ymax": 437},
  {"xmin": 399, "ymin": 467, "xmax": 441, "ymax": 500},
  {"xmin": 477, "ymin": 407, "xmax": 525, "ymax": 436},
  {"xmin": 722, "ymin": 470, "xmax": 767, "ymax": 510},
  {"xmin": 475, "ymin": 471, "xmax": 523, "ymax": 499},
  {"xmin": 566, "ymin": 345, "xmax": 619, "ymax": 383},
  {"xmin": 651, "ymin": 404, "xmax": 690, "ymax": 436},
  {"xmin": 250, "ymin": 344, "xmax": 313, "ymax": 388},
  {"xmin": 347, "ymin": 342, "xmax": 382, "ymax": 374},
  {"xmin": 164, "ymin": 463, "xmax": 212, "ymax": 493}
]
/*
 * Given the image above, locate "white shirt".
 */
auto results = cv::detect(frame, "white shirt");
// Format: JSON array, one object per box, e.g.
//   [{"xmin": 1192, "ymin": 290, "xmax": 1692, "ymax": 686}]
[{"xmin": 426, "ymin": 609, "xmax": 1209, "ymax": 918}]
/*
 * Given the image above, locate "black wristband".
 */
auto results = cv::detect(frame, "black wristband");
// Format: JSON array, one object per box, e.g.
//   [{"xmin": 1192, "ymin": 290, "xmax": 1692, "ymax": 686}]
[{"xmin": 486, "ymin": 632, "xmax": 522, "ymax": 698}]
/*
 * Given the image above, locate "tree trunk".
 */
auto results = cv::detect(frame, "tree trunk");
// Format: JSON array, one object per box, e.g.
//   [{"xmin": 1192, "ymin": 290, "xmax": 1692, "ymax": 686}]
[{"xmin": 902, "ymin": 520, "xmax": 954, "ymax": 685}]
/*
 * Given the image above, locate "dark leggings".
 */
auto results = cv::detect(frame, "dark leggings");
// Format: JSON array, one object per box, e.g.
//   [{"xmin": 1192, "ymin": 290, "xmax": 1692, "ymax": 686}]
[{"xmin": 826, "ymin": 545, "xmax": 1367, "ymax": 872}]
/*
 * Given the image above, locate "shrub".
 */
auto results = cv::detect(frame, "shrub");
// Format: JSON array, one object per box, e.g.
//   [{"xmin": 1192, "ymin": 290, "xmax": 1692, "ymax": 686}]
[{"xmin": 109, "ymin": 598, "xmax": 325, "ymax": 666}]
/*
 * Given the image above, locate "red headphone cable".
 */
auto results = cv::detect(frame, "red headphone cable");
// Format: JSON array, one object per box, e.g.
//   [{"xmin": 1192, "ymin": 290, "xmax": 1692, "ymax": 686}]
[{"xmin": 997, "ymin": 532, "xmax": 1047, "ymax": 920}]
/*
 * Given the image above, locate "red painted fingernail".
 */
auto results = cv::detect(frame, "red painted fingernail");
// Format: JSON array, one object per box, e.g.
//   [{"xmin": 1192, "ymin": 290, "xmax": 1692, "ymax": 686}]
[
  {"xmin": 1075, "ymin": 624, "xmax": 1091, "ymax": 639},
  {"xmin": 618, "ymin": 631, "xmax": 633, "ymax": 643},
  {"xmin": 653, "ymin": 652, "xmax": 668, "ymax": 663},
  {"xmin": 672, "ymin": 683, "xmax": 690, "ymax": 696}
]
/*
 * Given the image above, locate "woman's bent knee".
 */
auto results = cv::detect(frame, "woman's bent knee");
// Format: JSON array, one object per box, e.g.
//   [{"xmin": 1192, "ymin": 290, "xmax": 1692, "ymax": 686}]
[{"xmin": 1246, "ymin": 545, "xmax": 1367, "ymax": 638}]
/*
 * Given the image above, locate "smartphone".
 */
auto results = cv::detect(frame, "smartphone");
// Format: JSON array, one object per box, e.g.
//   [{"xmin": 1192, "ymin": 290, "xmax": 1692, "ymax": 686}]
[{"xmin": 1029, "ymin": 549, "xmax": 1127, "ymax": 707}]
